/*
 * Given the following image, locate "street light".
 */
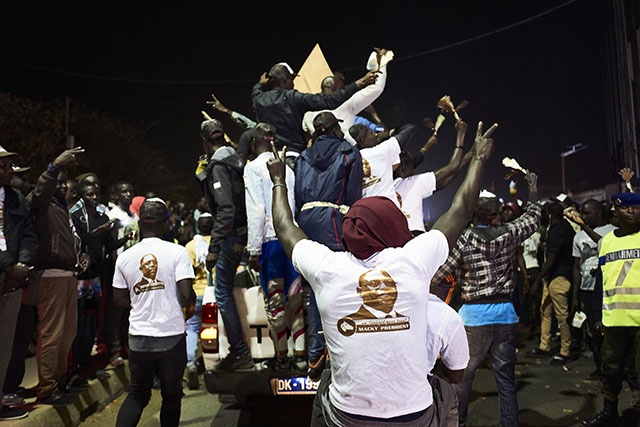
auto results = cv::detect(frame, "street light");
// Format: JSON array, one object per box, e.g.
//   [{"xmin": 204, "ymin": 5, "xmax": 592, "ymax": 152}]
[{"xmin": 560, "ymin": 143, "xmax": 587, "ymax": 193}]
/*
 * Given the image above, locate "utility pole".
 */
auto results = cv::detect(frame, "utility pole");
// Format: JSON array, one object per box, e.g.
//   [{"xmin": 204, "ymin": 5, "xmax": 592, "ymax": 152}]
[
  {"xmin": 65, "ymin": 96, "xmax": 74, "ymax": 148},
  {"xmin": 560, "ymin": 143, "xmax": 587, "ymax": 193}
]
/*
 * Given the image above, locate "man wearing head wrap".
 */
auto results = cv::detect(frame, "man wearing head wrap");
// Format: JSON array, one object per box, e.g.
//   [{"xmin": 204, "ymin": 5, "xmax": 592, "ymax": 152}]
[
  {"xmin": 267, "ymin": 121, "xmax": 496, "ymax": 426},
  {"xmin": 431, "ymin": 171, "xmax": 541, "ymax": 427}
]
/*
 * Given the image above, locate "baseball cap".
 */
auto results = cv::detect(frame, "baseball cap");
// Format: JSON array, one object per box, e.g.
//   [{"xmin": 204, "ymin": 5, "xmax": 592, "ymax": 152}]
[
  {"xmin": 313, "ymin": 111, "xmax": 343, "ymax": 133},
  {"xmin": 268, "ymin": 62, "xmax": 298, "ymax": 80},
  {"xmin": 479, "ymin": 189, "xmax": 498, "ymax": 199},
  {"xmin": 0, "ymin": 145, "xmax": 18, "ymax": 158},
  {"xmin": 612, "ymin": 192, "xmax": 640, "ymax": 207},
  {"xmin": 251, "ymin": 122, "xmax": 276, "ymax": 142},
  {"xmin": 550, "ymin": 192, "xmax": 574, "ymax": 206},
  {"xmin": 12, "ymin": 164, "xmax": 30, "ymax": 173},
  {"xmin": 200, "ymin": 119, "xmax": 225, "ymax": 141},
  {"xmin": 502, "ymin": 201, "xmax": 522, "ymax": 215},
  {"xmin": 139, "ymin": 197, "xmax": 169, "ymax": 223}
]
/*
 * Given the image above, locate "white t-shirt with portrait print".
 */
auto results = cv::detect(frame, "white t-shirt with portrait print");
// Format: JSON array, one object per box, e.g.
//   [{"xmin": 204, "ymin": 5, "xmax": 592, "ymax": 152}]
[
  {"xmin": 359, "ymin": 137, "xmax": 402, "ymax": 207},
  {"xmin": 107, "ymin": 204, "xmax": 139, "ymax": 255},
  {"xmin": 113, "ymin": 237, "xmax": 195, "ymax": 337},
  {"xmin": 292, "ymin": 230, "xmax": 449, "ymax": 419},
  {"xmin": 394, "ymin": 172, "xmax": 437, "ymax": 232},
  {"xmin": 572, "ymin": 223, "xmax": 616, "ymax": 291}
]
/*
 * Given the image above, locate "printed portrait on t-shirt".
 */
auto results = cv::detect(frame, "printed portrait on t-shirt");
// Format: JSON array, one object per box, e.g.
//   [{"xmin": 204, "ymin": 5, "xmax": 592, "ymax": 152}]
[
  {"xmin": 133, "ymin": 253, "xmax": 165, "ymax": 294},
  {"xmin": 361, "ymin": 158, "xmax": 381, "ymax": 189},
  {"xmin": 337, "ymin": 269, "xmax": 410, "ymax": 336}
]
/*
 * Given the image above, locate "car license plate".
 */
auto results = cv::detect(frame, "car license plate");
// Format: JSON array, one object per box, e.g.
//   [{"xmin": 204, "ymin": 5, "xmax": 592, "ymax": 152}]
[{"xmin": 271, "ymin": 376, "xmax": 320, "ymax": 395}]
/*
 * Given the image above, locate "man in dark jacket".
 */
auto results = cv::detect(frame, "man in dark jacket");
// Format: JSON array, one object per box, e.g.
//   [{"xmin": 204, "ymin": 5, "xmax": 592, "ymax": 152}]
[
  {"xmin": 199, "ymin": 119, "xmax": 253, "ymax": 372},
  {"xmin": 69, "ymin": 182, "xmax": 130, "ymax": 385},
  {"xmin": 251, "ymin": 62, "xmax": 378, "ymax": 158},
  {"xmin": 0, "ymin": 146, "xmax": 38, "ymax": 421},
  {"xmin": 27, "ymin": 147, "xmax": 85, "ymax": 406},
  {"xmin": 294, "ymin": 111, "xmax": 363, "ymax": 380}
]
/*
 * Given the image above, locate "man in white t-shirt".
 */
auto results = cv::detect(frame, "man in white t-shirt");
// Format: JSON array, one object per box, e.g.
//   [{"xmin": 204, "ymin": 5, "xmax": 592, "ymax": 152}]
[
  {"xmin": 521, "ymin": 228, "xmax": 542, "ymax": 329},
  {"xmin": 393, "ymin": 120, "xmax": 470, "ymax": 234},
  {"xmin": 113, "ymin": 198, "xmax": 195, "ymax": 427},
  {"xmin": 107, "ymin": 181, "xmax": 139, "ymax": 255},
  {"xmin": 267, "ymin": 121, "xmax": 496, "ymax": 425},
  {"xmin": 349, "ymin": 122, "xmax": 418, "ymax": 207},
  {"xmin": 427, "ymin": 293, "xmax": 469, "ymax": 427}
]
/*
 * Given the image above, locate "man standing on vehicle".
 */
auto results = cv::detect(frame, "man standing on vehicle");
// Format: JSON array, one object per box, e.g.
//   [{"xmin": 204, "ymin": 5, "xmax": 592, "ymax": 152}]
[
  {"xmin": 199, "ymin": 119, "xmax": 253, "ymax": 371},
  {"xmin": 244, "ymin": 123, "xmax": 306, "ymax": 372}
]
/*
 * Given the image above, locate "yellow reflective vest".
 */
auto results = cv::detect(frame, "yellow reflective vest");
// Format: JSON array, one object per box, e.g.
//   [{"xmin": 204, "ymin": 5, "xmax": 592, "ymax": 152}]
[{"xmin": 598, "ymin": 230, "xmax": 640, "ymax": 326}]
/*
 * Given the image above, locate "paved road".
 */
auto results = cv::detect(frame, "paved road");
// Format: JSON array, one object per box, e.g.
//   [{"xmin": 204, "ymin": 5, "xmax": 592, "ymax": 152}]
[
  {"xmin": 74, "ymin": 327, "xmax": 636, "ymax": 427},
  {"xmin": 78, "ymin": 383, "xmax": 314, "ymax": 426}
]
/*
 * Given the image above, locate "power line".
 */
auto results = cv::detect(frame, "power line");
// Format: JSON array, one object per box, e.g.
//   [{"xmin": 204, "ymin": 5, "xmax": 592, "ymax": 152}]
[
  {"xmin": 398, "ymin": 0, "xmax": 578, "ymax": 62},
  {"xmin": 1, "ymin": 0, "xmax": 578, "ymax": 86}
]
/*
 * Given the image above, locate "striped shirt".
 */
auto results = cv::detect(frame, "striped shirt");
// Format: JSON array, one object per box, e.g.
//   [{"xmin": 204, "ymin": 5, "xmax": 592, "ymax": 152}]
[{"xmin": 432, "ymin": 200, "xmax": 541, "ymax": 302}]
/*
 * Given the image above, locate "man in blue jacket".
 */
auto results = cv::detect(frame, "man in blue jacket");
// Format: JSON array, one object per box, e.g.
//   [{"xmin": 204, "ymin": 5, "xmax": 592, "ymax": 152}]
[{"xmin": 294, "ymin": 111, "xmax": 363, "ymax": 380}]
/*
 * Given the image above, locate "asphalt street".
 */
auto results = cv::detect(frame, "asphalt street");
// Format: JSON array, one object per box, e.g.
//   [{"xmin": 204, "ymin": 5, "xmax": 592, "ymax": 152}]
[{"xmin": 5, "ymin": 325, "xmax": 637, "ymax": 426}]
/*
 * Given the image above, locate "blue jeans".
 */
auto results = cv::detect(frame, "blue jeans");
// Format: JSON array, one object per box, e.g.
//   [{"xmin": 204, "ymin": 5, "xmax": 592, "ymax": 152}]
[
  {"xmin": 307, "ymin": 289, "xmax": 324, "ymax": 362},
  {"xmin": 456, "ymin": 323, "xmax": 519, "ymax": 427},
  {"xmin": 185, "ymin": 295, "xmax": 203, "ymax": 366},
  {"xmin": 213, "ymin": 237, "xmax": 249, "ymax": 356},
  {"xmin": 116, "ymin": 336, "xmax": 186, "ymax": 427}
]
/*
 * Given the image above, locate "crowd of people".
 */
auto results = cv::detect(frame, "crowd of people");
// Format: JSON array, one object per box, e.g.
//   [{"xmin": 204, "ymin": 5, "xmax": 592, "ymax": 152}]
[{"xmin": 0, "ymin": 44, "xmax": 638, "ymax": 427}]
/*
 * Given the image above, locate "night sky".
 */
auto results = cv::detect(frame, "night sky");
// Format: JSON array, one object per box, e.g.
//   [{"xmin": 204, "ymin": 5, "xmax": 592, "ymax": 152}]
[{"xmin": 1, "ymin": 0, "xmax": 608, "ymax": 214}]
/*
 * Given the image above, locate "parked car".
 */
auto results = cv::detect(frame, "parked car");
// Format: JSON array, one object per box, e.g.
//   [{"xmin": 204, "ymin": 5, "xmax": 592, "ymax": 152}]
[{"xmin": 199, "ymin": 264, "xmax": 320, "ymax": 402}]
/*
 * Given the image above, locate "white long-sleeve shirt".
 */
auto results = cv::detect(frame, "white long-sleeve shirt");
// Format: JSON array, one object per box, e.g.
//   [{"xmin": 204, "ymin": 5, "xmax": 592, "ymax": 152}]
[
  {"xmin": 243, "ymin": 151, "xmax": 296, "ymax": 256},
  {"xmin": 302, "ymin": 66, "xmax": 388, "ymax": 146}
]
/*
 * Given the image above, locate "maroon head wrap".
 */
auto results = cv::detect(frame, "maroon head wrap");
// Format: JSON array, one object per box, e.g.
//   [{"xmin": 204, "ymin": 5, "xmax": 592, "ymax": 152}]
[{"xmin": 342, "ymin": 196, "xmax": 413, "ymax": 260}]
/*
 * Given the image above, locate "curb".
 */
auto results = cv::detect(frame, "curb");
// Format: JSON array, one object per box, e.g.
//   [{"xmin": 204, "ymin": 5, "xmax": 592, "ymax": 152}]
[{"xmin": 4, "ymin": 363, "xmax": 130, "ymax": 427}]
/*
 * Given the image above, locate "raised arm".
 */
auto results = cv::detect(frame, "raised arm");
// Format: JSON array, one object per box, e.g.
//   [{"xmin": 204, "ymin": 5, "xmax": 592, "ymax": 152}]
[
  {"xmin": 267, "ymin": 143, "xmax": 308, "ymax": 259},
  {"xmin": 564, "ymin": 208, "xmax": 604, "ymax": 244},
  {"xmin": 432, "ymin": 122, "xmax": 497, "ymax": 249},
  {"xmin": 433, "ymin": 120, "xmax": 468, "ymax": 190},
  {"xmin": 207, "ymin": 93, "xmax": 257, "ymax": 129}
]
